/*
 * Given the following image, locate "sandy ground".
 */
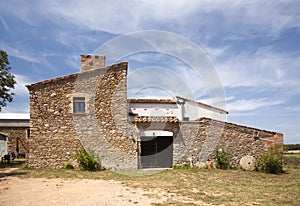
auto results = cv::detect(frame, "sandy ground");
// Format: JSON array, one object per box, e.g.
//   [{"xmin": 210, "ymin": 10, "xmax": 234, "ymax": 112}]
[{"xmin": 0, "ymin": 169, "xmax": 164, "ymax": 206}]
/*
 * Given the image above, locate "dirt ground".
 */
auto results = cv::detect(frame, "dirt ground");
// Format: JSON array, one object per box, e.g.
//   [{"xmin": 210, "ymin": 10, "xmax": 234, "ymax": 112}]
[{"xmin": 0, "ymin": 169, "xmax": 164, "ymax": 206}]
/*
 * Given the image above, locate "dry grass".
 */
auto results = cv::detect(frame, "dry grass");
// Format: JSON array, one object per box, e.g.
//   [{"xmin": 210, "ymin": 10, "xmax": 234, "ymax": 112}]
[{"xmin": 4, "ymin": 159, "xmax": 300, "ymax": 206}]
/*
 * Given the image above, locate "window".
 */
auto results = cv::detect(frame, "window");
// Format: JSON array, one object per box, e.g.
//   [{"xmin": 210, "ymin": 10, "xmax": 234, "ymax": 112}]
[{"xmin": 73, "ymin": 97, "xmax": 85, "ymax": 113}]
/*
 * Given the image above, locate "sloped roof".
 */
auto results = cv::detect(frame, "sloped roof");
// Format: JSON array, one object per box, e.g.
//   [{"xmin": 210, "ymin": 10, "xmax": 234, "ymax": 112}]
[
  {"xmin": 176, "ymin": 96, "xmax": 228, "ymax": 114},
  {"xmin": 26, "ymin": 62, "xmax": 128, "ymax": 90},
  {"xmin": 128, "ymin": 99, "xmax": 176, "ymax": 104},
  {"xmin": 133, "ymin": 116, "xmax": 179, "ymax": 123},
  {"xmin": 0, "ymin": 113, "xmax": 29, "ymax": 120},
  {"xmin": 0, "ymin": 113, "xmax": 30, "ymax": 127}
]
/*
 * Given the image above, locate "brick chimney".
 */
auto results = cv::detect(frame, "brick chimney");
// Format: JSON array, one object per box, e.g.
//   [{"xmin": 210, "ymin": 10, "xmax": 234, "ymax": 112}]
[{"xmin": 81, "ymin": 55, "xmax": 105, "ymax": 72}]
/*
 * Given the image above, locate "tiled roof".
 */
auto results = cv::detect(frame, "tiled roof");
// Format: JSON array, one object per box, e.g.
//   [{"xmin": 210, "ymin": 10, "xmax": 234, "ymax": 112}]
[
  {"xmin": 128, "ymin": 99, "xmax": 176, "ymax": 104},
  {"xmin": 133, "ymin": 116, "xmax": 179, "ymax": 123}
]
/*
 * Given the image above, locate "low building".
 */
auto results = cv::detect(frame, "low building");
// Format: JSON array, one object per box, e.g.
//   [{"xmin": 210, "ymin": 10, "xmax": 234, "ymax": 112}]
[
  {"xmin": 25, "ymin": 55, "xmax": 283, "ymax": 169},
  {"xmin": 0, "ymin": 113, "xmax": 30, "ymax": 157}
]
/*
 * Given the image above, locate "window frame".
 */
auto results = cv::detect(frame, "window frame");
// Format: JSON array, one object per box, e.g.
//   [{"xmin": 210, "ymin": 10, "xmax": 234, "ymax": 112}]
[{"xmin": 73, "ymin": 97, "xmax": 86, "ymax": 114}]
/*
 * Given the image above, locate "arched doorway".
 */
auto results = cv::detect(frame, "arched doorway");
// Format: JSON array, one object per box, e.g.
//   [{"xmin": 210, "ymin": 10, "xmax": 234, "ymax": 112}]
[{"xmin": 0, "ymin": 134, "xmax": 7, "ymax": 156}]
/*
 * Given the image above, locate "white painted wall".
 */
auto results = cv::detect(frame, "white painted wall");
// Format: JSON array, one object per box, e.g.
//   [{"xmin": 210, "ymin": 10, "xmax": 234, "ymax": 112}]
[
  {"xmin": 140, "ymin": 130, "xmax": 173, "ymax": 137},
  {"xmin": 129, "ymin": 103, "xmax": 179, "ymax": 117},
  {"xmin": 128, "ymin": 99, "xmax": 227, "ymax": 122},
  {"xmin": 179, "ymin": 101, "xmax": 227, "ymax": 121}
]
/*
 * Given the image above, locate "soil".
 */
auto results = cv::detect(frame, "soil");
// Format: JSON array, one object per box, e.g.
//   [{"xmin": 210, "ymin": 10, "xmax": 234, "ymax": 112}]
[{"xmin": 0, "ymin": 168, "xmax": 164, "ymax": 206}]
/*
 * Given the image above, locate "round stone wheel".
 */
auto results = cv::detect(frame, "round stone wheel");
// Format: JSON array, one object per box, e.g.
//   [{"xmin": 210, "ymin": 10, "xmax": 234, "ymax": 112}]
[{"xmin": 240, "ymin": 155, "xmax": 256, "ymax": 171}]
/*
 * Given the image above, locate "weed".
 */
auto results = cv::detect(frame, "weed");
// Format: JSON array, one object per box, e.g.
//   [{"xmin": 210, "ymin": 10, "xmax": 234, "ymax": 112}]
[
  {"xmin": 74, "ymin": 146, "xmax": 98, "ymax": 171},
  {"xmin": 63, "ymin": 162, "xmax": 74, "ymax": 170},
  {"xmin": 215, "ymin": 148, "xmax": 230, "ymax": 170}
]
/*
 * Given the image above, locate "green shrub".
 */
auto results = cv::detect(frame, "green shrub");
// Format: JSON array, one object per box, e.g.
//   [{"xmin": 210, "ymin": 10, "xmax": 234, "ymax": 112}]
[
  {"xmin": 63, "ymin": 162, "xmax": 74, "ymax": 170},
  {"xmin": 74, "ymin": 146, "xmax": 98, "ymax": 171},
  {"xmin": 256, "ymin": 144, "xmax": 283, "ymax": 174},
  {"xmin": 215, "ymin": 149, "xmax": 230, "ymax": 170}
]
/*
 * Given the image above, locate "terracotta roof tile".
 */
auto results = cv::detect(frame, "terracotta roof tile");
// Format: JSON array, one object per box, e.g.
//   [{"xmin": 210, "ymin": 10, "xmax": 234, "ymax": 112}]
[
  {"xmin": 128, "ymin": 99, "xmax": 176, "ymax": 104},
  {"xmin": 133, "ymin": 116, "xmax": 179, "ymax": 123}
]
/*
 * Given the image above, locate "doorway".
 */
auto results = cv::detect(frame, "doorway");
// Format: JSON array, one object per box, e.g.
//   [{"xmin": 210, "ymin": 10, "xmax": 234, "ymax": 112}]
[
  {"xmin": 0, "ymin": 134, "xmax": 7, "ymax": 156},
  {"xmin": 140, "ymin": 135, "xmax": 173, "ymax": 168}
]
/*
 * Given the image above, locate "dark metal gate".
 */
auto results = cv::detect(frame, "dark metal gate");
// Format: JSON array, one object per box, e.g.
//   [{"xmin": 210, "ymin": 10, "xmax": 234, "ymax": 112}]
[{"xmin": 140, "ymin": 136, "xmax": 173, "ymax": 168}]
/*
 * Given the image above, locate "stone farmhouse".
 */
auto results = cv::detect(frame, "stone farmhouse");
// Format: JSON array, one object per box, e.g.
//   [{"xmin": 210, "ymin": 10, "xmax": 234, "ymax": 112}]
[{"xmin": 25, "ymin": 55, "xmax": 283, "ymax": 169}]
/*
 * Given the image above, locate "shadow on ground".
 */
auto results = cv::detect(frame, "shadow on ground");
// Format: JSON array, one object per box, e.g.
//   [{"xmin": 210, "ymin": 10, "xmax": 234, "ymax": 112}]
[{"xmin": 0, "ymin": 159, "xmax": 28, "ymax": 179}]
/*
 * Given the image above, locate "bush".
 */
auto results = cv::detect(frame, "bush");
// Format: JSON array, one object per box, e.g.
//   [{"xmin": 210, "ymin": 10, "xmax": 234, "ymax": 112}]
[
  {"xmin": 74, "ymin": 147, "xmax": 98, "ymax": 171},
  {"xmin": 63, "ymin": 162, "xmax": 74, "ymax": 170},
  {"xmin": 215, "ymin": 148, "xmax": 230, "ymax": 170},
  {"xmin": 256, "ymin": 144, "xmax": 283, "ymax": 174}
]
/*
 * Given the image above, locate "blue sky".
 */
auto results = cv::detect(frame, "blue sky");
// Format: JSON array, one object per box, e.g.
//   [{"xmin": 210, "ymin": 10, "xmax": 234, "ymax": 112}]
[{"xmin": 0, "ymin": 0, "xmax": 299, "ymax": 143}]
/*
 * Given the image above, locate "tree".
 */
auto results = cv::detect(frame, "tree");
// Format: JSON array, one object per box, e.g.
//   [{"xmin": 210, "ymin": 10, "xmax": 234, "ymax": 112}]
[{"xmin": 0, "ymin": 50, "xmax": 16, "ymax": 111}]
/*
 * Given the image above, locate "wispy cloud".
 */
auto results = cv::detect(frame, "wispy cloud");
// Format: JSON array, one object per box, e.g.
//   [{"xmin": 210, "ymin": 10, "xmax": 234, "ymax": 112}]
[
  {"xmin": 227, "ymin": 98, "xmax": 284, "ymax": 112},
  {"xmin": 213, "ymin": 46, "xmax": 300, "ymax": 94},
  {"xmin": 2, "ymin": 45, "xmax": 44, "ymax": 64},
  {"xmin": 2, "ymin": 1, "xmax": 299, "ymax": 37}
]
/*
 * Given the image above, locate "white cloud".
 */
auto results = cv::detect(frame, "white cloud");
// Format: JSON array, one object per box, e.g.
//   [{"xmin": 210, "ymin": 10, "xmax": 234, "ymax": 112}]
[
  {"xmin": 12, "ymin": 74, "xmax": 32, "ymax": 97},
  {"xmin": 226, "ymin": 98, "xmax": 284, "ymax": 112},
  {"xmin": 2, "ymin": 1, "xmax": 299, "ymax": 38},
  {"xmin": 212, "ymin": 46, "xmax": 300, "ymax": 94}
]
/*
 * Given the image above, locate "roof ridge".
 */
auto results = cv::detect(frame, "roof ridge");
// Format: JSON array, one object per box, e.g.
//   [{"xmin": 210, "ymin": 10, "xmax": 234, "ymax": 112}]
[{"xmin": 26, "ymin": 62, "xmax": 128, "ymax": 89}]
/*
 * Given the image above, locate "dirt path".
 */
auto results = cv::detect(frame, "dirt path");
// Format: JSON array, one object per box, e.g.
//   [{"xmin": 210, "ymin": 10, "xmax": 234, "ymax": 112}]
[{"xmin": 0, "ymin": 170, "xmax": 164, "ymax": 206}]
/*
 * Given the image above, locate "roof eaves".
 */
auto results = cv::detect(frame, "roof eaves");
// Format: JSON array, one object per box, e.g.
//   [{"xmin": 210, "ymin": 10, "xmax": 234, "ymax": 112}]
[{"xmin": 176, "ymin": 96, "xmax": 228, "ymax": 114}]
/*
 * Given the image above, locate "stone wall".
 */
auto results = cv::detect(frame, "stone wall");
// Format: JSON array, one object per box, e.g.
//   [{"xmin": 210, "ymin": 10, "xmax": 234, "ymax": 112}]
[
  {"xmin": 27, "ymin": 58, "xmax": 283, "ymax": 169},
  {"xmin": 27, "ymin": 72, "xmax": 80, "ymax": 168},
  {"xmin": 74, "ymin": 62, "xmax": 138, "ymax": 170},
  {"xmin": 27, "ymin": 62, "xmax": 138, "ymax": 169},
  {"xmin": 173, "ymin": 118, "xmax": 283, "ymax": 167},
  {"xmin": 0, "ymin": 127, "xmax": 29, "ymax": 155}
]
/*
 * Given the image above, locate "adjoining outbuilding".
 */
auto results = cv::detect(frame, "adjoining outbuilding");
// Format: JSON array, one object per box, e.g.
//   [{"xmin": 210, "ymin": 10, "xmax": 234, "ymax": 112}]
[{"xmin": 0, "ymin": 113, "xmax": 30, "ymax": 159}]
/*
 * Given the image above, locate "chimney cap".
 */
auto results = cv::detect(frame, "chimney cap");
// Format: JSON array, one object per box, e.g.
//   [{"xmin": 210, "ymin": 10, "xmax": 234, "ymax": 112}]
[{"xmin": 81, "ymin": 54, "xmax": 106, "ymax": 72}]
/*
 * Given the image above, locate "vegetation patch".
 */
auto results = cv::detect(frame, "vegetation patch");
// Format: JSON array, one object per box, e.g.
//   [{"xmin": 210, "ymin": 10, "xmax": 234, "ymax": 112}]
[
  {"xmin": 6, "ymin": 162, "xmax": 300, "ymax": 205},
  {"xmin": 215, "ymin": 148, "xmax": 230, "ymax": 170},
  {"xmin": 74, "ymin": 146, "xmax": 98, "ymax": 171},
  {"xmin": 63, "ymin": 162, "xmax": 74, "ymax": 170},
  {"xmin": 256, "ymin": 144, "xmax": 283, "ymax": 174}
]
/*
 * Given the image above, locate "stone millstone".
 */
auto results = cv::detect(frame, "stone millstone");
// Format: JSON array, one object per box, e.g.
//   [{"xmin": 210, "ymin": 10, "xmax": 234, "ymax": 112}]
[{"xmin": 240, "ymin": 155, "xmax": 256, "ymax": 171}]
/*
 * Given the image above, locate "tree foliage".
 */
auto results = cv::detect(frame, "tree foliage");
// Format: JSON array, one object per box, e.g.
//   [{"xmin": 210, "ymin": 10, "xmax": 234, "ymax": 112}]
[{"xmin": 0, "ymin": 50, "xmax": 16, "ymax": 111}]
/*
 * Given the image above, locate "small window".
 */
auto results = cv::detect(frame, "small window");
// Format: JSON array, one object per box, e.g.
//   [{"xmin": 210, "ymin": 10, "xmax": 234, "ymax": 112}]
[{"xmin": 73, "ymin": 97, "xmax": 85, "ymax": 113}]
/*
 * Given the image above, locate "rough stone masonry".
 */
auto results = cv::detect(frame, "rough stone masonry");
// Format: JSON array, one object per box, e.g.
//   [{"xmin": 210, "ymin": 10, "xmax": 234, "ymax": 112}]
[{"xmin": 26, "ymin": 55, "xmax": 283, "ymax": 169}]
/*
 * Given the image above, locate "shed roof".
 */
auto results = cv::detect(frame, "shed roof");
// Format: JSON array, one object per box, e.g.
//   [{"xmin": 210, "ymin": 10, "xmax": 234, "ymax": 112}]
[
  {"xmin": 128, "ymin": 99, "xmax": 176, "ymax": 104},
  {"xmin": 133, "ymin": 116, "xmax": 179, "ymax": 123},
  {"xmin": 176, "ymin": 96, "xmax": 228, "ymax": 114},
  {"xmin": 0, "ymin": 113, "xmax": 30, "ymax": 128}
]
